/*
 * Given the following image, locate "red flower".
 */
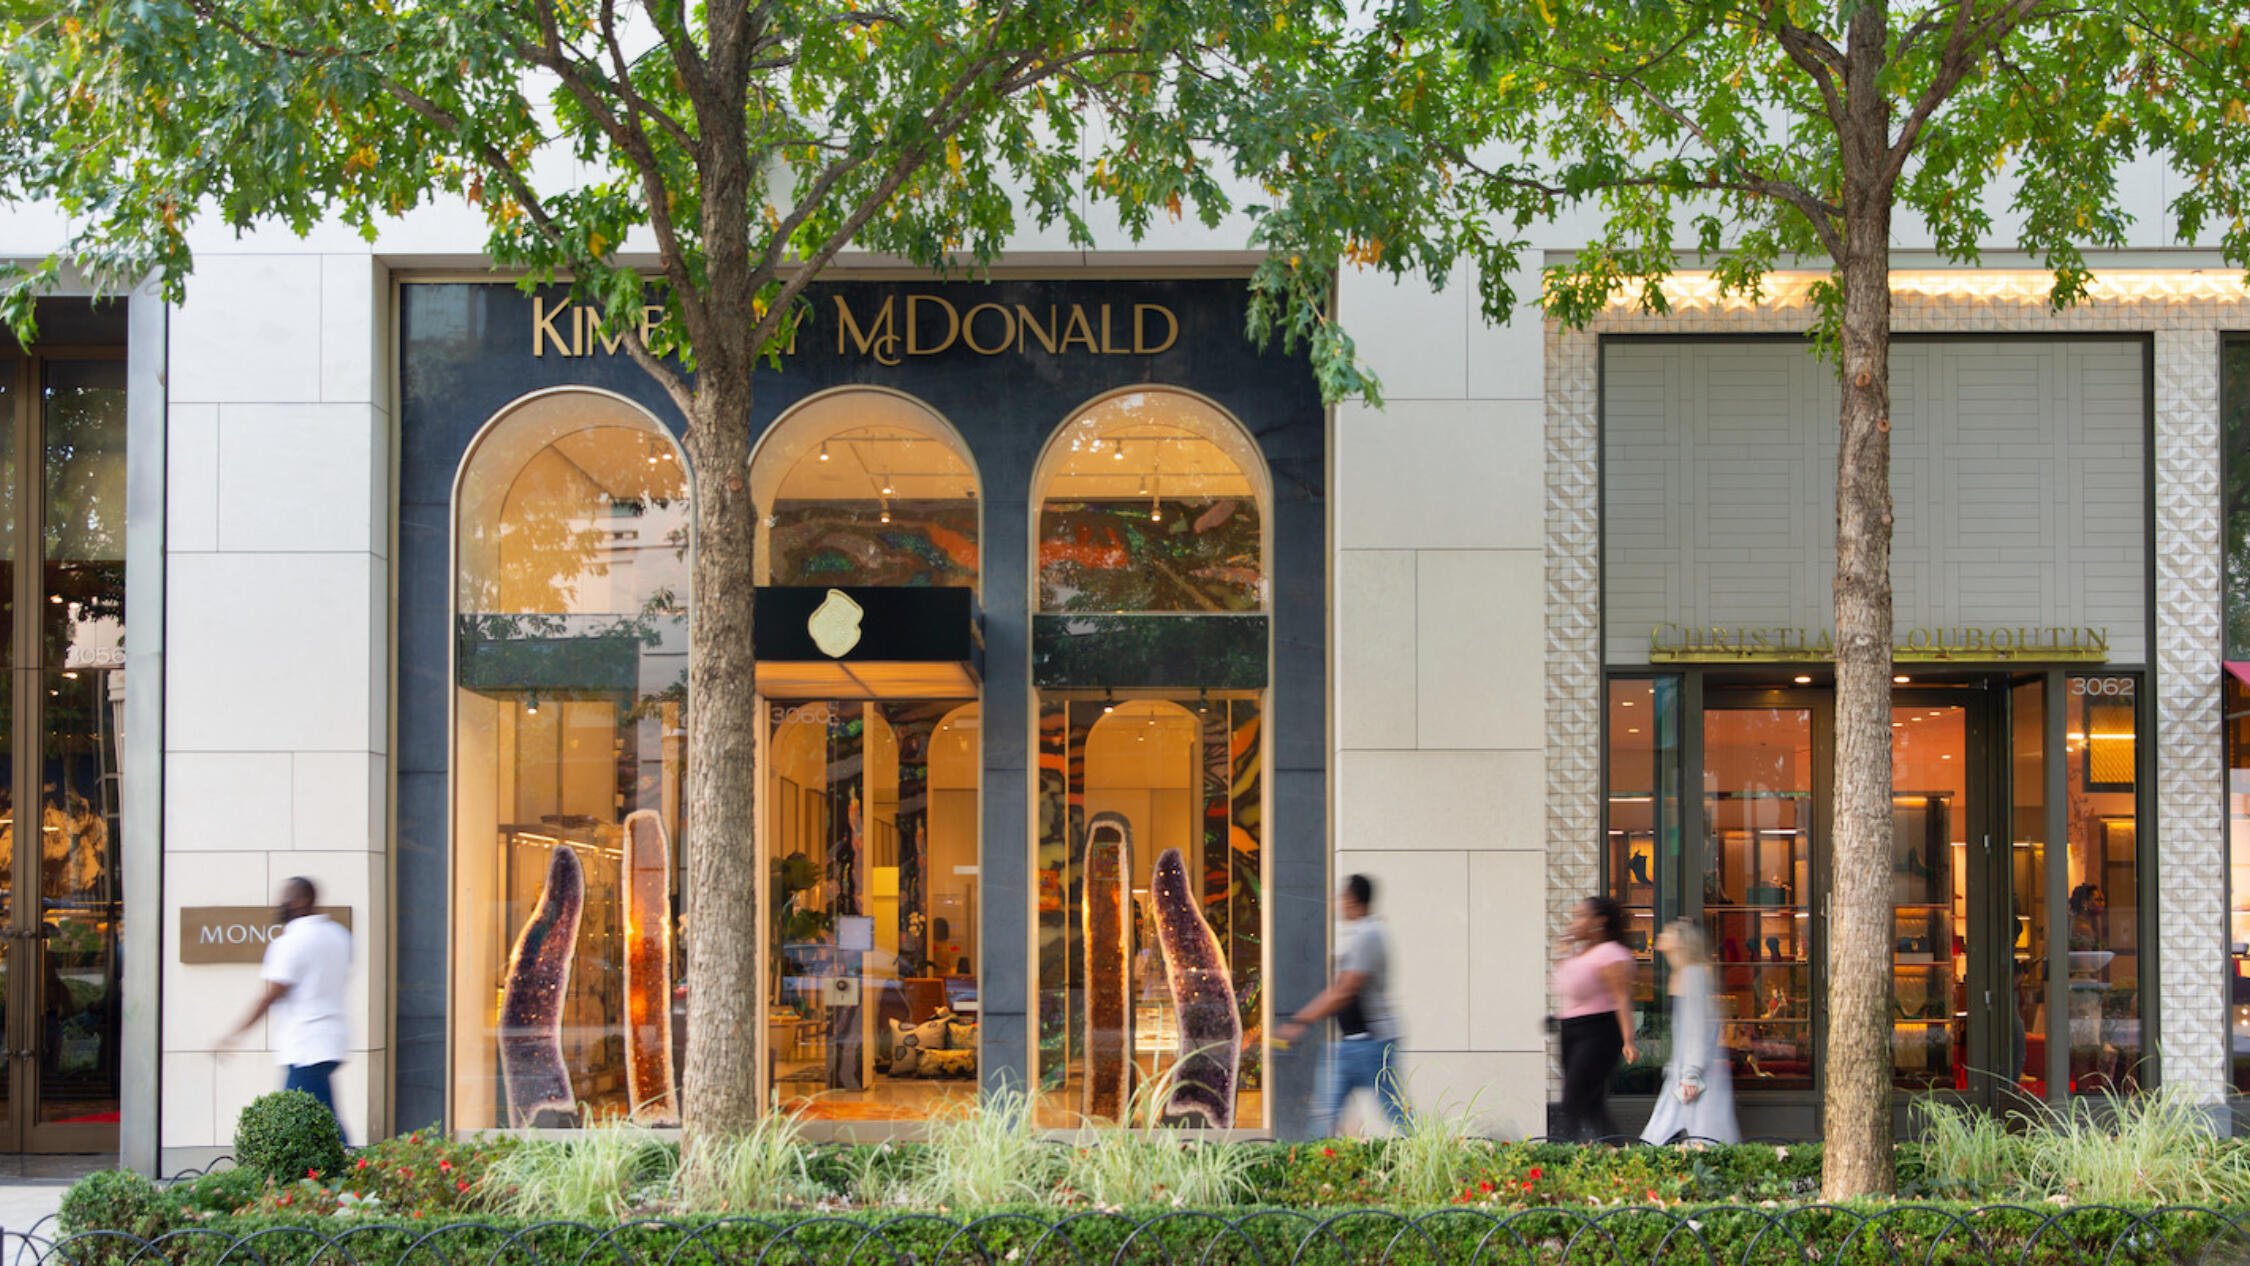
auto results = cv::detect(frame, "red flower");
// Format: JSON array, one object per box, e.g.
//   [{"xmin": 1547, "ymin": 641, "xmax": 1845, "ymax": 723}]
[
  {"xmin": 355, "ymin": 1159, "xmax": 369, "ymax": 1171},
  {"xmin": 1479, "ymin": 1180, "xmax": 1495, "ymax": 1193},
  {"xmin": 413, "ymin": 1211, "xmax": 424, "ymax": 1220},
  {"xmin": 1321, "ymin": 1147, "xmax": 1337, "ymax": 1159},
  {"xmin": 306, "ymin": 1169, "xmax": 319, "ymax": 1180},
  {"xmin": 278, "ymin": 1196, "xmax": 293, "ymax": 1207},
  {"xmin": 1528, "ymin": 1167, "xmax": 1543, "ymax": 1181},
  {"xmin": 457, "ymin": 1179, "xmax": 471, "ymax": 1193},
  {"xmin": 439, "ymin": 1160, "xmax": 453, "ymax": 1173},
  {"xmin": 1519, "ymin": 1180, "xmax": 1533, "ymax": 1192},
  {"xmin": 1646, "ymin": 1189, "xmax": 1659, "ymax": 1202}
]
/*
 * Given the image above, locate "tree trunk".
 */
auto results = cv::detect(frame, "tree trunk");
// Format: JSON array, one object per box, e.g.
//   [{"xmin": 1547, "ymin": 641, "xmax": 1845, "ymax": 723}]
[
  {"xmin": 1822, "ymin": 185, "xmax": 1899, "ymax": 1199},
  {"xmin": 679, "ymin": 368, "xmax": 762, "ymax": 1162}
]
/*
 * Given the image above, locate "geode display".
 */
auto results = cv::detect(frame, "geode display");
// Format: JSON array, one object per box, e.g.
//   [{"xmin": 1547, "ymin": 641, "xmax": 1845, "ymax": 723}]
[
  {"xmin": 622, "ymin": 809, "xmax": 679, "ymax": 1126},
  {"xmin": 1082, "ymin": 811, "xmax": 1133, "ymax": 1123},
  {"xmin": 1150, "ymin": 846, "xmax": 1241, "ymax": 1127},
  {"xmin": 500, "ymin": 843, "xmax": 585, "ymax": 1129}
]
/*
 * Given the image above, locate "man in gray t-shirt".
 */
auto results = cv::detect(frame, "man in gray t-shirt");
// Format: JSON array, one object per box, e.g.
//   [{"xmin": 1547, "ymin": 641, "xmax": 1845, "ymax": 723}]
[{"xmin": 1278, "ymin": 874, "xmax": 1410, "ymax": 1136}]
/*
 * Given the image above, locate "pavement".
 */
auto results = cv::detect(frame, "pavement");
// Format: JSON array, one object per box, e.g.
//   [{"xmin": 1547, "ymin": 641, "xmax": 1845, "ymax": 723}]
[{"xmin": 0, "ymin": 1155, "xmax": 112, "ymax": 1242}]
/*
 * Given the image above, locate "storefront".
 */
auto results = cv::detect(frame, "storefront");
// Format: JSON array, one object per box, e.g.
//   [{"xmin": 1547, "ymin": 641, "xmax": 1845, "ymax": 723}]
[
  {"xmin": 394, "ymin": 278, "xmax": 1326, "ymax": 1136},
  {"xmin": 6, "ymin": 234, "xmax": 2234, "ymax": 1171},
  {"xmin": 1594, "ymin": 333, "xmax": 2161, "ymax": 1135}
]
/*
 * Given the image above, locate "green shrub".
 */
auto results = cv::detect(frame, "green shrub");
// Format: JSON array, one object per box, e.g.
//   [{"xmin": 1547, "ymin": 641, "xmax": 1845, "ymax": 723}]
[
  {"xmin": 161, "ymin": 1164, "xmax": 269, "ymax": 1218},
  {"xmin": 58, "ymin": 1203, "xmax": 2250, "ymax": 1266},
  {"xmin": 59, "ymin": 1168, "xmax": 166, "ymax": 1237},
  {"xmin": 233, "ymin": 1089, "xmax": 346, "ymax": 1183}
]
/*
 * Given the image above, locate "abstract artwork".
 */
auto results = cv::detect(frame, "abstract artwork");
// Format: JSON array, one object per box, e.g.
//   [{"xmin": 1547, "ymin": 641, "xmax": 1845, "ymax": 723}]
[
  {"xmin": 1083, "ymin": 811, "xmax": 1133, "ymax": 1123},
  {"xmin": 501, "ymin": 843, "xmax": 585, "ymax": 1128},
  {"xmin": 1150, "ymin": 847, "xmax": 1241, "ymax": 1127},
  {"xmin": 622, "ymin": 809, "xmax": 678, "ymax": 1126}
]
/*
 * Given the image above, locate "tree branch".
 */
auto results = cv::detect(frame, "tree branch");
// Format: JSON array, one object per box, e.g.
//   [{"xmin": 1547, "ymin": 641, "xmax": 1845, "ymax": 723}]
[{"xmin": 1885, "ymin": 0, "xmax": 2044, "ymax": 185}]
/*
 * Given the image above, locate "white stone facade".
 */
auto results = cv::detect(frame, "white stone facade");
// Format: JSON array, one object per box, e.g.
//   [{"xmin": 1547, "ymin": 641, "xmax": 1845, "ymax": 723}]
[{"xmin": 7, "ymin": 182, "xmax": 2244, "ymax": 1163}]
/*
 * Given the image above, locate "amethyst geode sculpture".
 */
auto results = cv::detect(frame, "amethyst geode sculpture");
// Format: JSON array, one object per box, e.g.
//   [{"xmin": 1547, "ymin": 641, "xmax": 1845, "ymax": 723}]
[
  {"xmin": 1082, "ymin": 811, "xmax": 1133, "ymax": 1123},
  {"xmin": 1150, "ymin": 846, "xmax": 1241, "ymax": 1127},
  {"xmin": 500, "ymin": 843, "xmax": 585, "ymax": 1128}
]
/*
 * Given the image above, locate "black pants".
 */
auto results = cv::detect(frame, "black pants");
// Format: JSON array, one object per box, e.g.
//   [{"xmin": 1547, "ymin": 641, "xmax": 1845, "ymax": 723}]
[{"xmin": 1557, "ymin": 1013, "xmax": 1623, "ymax": 1142}]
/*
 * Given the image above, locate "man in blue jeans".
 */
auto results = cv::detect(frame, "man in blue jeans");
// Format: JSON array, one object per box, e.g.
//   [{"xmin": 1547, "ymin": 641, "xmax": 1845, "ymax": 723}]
[
  {"xmin": 1278, "ymin": 873, "xmax": 1410, "ymax": 1136},
  {"xmin": 224, "ymin": 877, "xmax": 353, "ymax": 1140}
]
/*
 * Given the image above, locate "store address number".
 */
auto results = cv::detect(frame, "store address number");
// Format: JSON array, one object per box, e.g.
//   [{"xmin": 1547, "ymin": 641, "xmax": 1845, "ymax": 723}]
[{"xmin": 2070, "ymin": 676, "xmax": 2136, "ymax": 697}]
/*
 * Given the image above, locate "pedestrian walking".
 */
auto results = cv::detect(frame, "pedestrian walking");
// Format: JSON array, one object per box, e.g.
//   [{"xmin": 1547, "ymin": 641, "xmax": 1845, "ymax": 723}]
[
  {"xmin": 1279, "ymin": 873, "xmax": 1409, "ymax": 1136},
  {"xmin": 224, "ymin": 877, "xmax": 353, "ymax": 1138},
  {"xmin": 1551, "ymin": 895, "xmax": 1636, "ymax": 1141},
  {"xmin": 1639, "ymin": 919, "xmax": 1738, "ymax": 1145}
]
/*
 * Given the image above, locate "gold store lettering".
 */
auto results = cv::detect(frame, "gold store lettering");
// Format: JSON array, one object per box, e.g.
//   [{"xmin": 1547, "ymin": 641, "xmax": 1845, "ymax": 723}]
[
  {"xmin": 536, "ymin": 293, "xmax": 1181, "ymax": 361},
  {"xmin": 1648, "ymin": 623, "xmax": 2110, "ymax": 663}
]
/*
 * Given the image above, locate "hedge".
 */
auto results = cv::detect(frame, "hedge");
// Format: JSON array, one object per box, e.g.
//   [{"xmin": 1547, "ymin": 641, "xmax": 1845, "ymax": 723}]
[{"xmin": 30, "ymin": 1203, "xmax": 2250, "ymax": 1266}]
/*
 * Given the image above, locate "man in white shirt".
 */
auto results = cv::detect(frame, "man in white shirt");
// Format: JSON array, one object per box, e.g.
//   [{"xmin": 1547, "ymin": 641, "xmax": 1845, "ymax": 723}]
[{"xmin": 224, "ymin": 877, "xmax": 353, "ymax": 1137}]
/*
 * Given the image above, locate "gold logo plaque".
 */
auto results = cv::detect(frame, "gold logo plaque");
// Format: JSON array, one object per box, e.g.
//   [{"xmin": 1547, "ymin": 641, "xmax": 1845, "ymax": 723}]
[
  {"xmin": 807, "ymin": 588, "xmax": 865, "ymax": 658},
  {"xmin": 179, "ymin": 906, "xmax": 354, "ymax": 965}
]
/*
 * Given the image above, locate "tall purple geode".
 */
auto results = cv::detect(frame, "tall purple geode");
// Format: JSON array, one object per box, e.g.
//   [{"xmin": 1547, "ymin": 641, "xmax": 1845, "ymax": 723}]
[
  {"xmin": 500, "ymin": 843, "xmax": 584, "ymax": 1128},
  {"xmin": 1082, "ymin": 812, "xmax": 1133, "ymax": 1123},
  {"xmin": 1150, "ymin": 847, "xmax": 1241, "ymax": 1127}
]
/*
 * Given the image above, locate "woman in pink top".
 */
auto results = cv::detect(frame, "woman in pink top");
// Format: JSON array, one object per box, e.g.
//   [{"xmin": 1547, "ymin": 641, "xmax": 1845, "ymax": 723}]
[{"xmin": 1551, "ymin": 896, "xmax": 1638, "ymax": 1141}]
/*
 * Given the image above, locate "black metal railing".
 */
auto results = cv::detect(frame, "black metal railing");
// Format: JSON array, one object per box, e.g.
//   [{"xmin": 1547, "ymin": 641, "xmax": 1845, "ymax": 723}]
[{"xmin": 5, "ymin": 1205, "xmax": 2249, "ymax": 1265}]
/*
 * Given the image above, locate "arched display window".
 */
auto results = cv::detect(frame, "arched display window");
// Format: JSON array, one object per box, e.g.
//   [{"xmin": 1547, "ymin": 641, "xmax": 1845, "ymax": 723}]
[
  {"xmin": 752, "ymin": 389, "xmax": 983, "ymax": 1122},
  {"xmin": 1030, "ymin": 388, "xmax": 1269, "ymax": 1130},
  {"xmin": 751, "ymin": 388, "xmax": 980, "ymax": 590},
  {"xmin": 449, "ymin": 389, "xmax": 691, "ymax": 1130}
]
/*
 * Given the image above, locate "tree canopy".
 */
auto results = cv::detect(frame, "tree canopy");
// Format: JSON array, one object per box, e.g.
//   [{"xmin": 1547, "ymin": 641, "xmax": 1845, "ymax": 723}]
[{"xmin": 1240, "ymin": 0, "xmax": 2250, "ymax": 339}]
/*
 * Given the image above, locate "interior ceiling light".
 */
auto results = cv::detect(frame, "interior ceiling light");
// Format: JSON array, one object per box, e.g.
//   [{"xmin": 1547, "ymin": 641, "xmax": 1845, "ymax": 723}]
[
  {"xmin": 817, "ymin": 441, "xmax": 831, "ymax": 462},
  {"xmin": 880, "ymin": 474, "xmax": 895, "ymax": 496},
  {"xmin": 1793, "ymin": 674, "xmax": 1813, "ymax": 684},
  {"xmin": 1894, "ymin": 675, "xmax": 1911, "ymax": 684},
  {"xmin": 1102, "ymin": 691, "xmax": 1116, "ymax": 714},
  {"xmin": 1113, "ymin": 438, "xmax": 1127, "ymax": 460}
]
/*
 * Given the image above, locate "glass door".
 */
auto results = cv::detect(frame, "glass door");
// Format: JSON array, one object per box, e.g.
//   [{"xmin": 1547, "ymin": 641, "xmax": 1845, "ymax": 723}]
[
  {"xmin": 1887, "ymin": 696, "xmax": 1978, "ymax": 1096},
  {"xmin": 1701, "ymin": 700, "xmax": 1820, "ymax": 1090}
]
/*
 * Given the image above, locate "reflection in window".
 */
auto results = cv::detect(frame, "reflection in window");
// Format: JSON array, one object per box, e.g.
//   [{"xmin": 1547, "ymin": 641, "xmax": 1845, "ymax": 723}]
[
  {"xmin": 451, "ymin": 392, "xmax": 689, "ymax": 1129},
  {"xmin": 767, "ymin": 702, "xmax": 980, "ymax": 1118},
  {"xmin": 34, "ymin": 359, "xmax": 124, "ymax": 1126},
  {"xmin": 2065, "ymin": 675, "xmax": 2140, "ymax": 1095},
  {"xmin": 2225, "ymin": 338, "xmax": 2250, "ymax": 1092},
  {"xmin": 1037, "ymin": 391, "xmax": 1265, "ymax": 614},
  {"xmin": 1605, "ymin": 678, "xmax": 1680, "ymax": 1093},
  {"xmin": 752, "ymin": 390, "xmax": 978, "ymax": 589}
]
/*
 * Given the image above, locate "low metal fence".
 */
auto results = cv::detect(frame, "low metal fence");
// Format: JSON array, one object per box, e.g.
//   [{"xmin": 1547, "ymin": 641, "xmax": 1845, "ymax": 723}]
[{"xmin": 3, "ymin": 1205, "xmax": 2250, "ymax": 1265}]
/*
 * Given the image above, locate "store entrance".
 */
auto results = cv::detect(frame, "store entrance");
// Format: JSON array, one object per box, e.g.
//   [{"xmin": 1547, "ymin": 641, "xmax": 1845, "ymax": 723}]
[{"xmin": 1615, "ymin": 672, "xmax": 2089, "ymax": 1134}]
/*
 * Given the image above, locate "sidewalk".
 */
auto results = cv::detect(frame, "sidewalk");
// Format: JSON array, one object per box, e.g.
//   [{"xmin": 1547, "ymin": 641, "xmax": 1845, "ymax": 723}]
[{"xmin": 0, "ymin": 1155, "xmax": 109, "ymax": 1240}]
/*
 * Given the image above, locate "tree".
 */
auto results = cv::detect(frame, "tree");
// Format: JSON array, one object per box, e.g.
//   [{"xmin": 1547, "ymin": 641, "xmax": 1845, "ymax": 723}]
[
  {"xmin": 0, "ymin": 0, "xmax": 1305, "ymax": 1168},
  {"xmin": 1235, "ymin": 0, "xmax": 2250, "ymax": 1195}
]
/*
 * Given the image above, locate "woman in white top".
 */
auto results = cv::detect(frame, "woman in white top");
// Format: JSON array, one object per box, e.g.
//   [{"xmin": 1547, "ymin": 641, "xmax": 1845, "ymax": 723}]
[{"xmin": 1640, "ymin": 919, "xmax": 1739, "ymax": 1145}]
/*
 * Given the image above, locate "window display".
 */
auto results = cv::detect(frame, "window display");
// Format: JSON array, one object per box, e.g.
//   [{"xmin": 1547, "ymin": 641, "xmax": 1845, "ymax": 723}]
[
  {"xmin": 1031, "ymin": 388, "xmax": 1268, "ymax": 1129},
  {"xmin": 1888, "ymin": 705, "xmax": 1969, "ymax": 1092},
  {"xmin": 1702, "ymin": 706, "xmax": 1814, "ymax": 1090},
  {"xmin": 750, "ymin": 388, "xmax": 978, "ymax": 589},
  {"xmin": 450, "ymin": 390, "xmax": 690, "ymax": 1129}
]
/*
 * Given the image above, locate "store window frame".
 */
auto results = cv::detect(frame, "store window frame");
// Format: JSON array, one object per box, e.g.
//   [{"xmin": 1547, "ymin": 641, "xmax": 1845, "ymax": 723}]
[
  {"xmin": 747, "ymin": 385, "xmax": 987, "ymax": 1131},
  {"xmin": 0, "ymin": 343, "xmax": 129, "ymax": 1154},
  {"xmin": 443, "ymin": 384, "xmax": 693, "ymax": 1132},
  {"xmin": 1027, "ymin": 384, "xmax": 1275, "ymax": 1134},
  {"xmin": 1601, "ymin": 665, "xmax": 2157, "ymax": 1130}
]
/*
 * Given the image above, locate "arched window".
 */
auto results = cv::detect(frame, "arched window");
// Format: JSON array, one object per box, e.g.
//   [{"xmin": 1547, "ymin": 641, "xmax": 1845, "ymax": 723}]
[
  {"xmin": 1036, "ymin": 388, "xmax": 1266, "ymax": 613},
  {"xmin": 450, "ymin": 390, "xmax": 689, "ymax": 1130},
  {"xmin": 1031, "ymin": 388, "xmax": 1269, "ymax": 1130},
  {"xmin": 753, "ymin": 389, "xmax": 983, "ymax": 1122},
  {"xmin": 752, "ymin": 388, "xmax": 979, "ymax": 589}
]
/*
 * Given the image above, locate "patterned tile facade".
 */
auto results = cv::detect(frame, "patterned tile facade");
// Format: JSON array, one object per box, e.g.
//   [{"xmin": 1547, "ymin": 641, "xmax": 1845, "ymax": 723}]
[{"xmin": 1546, "ymin": 272, "xmax": 2248, "ymax": 1105}]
